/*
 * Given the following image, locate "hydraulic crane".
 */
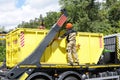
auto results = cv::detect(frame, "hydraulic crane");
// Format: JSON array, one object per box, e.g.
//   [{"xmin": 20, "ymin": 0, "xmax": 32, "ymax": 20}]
[{"xmin": 6, "ymin": 9, "xmax": 67, "ymax": 79}]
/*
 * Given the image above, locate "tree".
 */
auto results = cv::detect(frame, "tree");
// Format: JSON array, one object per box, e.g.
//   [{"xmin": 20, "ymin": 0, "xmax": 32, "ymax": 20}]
[
  {"xmin": 0, "ymin": 46, "xmax": 5, "ymax": 62},
  {"xmin": 44, "ymin": 11, "xmax": 60, "ymax": 29},
  {"xmin": 108, "ymin": 2, "xmax": 120, "ymax": 27},
  {"xmin": 16, "ymin": 0, "xmax": 120, "ymax": 35},
  {"xmin": 59, "ymin": 0, "xmax": 116, "ymax": 35},
  {"xmin": 59, "ymin": 0, "xmax": 103, "ymax": 31},
  {"xmin": 0, "ymin": 26, "xmax": 6, "ymax": 62}
]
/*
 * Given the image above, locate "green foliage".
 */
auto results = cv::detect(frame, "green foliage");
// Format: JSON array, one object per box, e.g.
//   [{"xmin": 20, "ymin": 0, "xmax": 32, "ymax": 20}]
[
  {"xmin": 108, "ymin": 2, "xmax": 120, "ymax": 28},
  {"xmin": 59, "ymin": 0, "xmax": 120, "ymax": 35},
  {"xmin": 0, "ymin": 38, "xmax": 6, "ymax": 62},
  {"xmin": 0, "ymin": 27, "xmax": 6, "ymax": 62},
  {"xmin": 0, "ymin": 46, "xmax": 5, "ymax": 62},
  {"xmin": 59, "ymin": 0, "xmax": 104, "ymax": 32},
  {"xmin": 44, "ymin": 12, "xmax": 60, "ymax": 29},
  {"xmin": 17, "ymin": 12, "xmax": 60, "ymax": 29},
  {"xmin": 16, "ymin": 0, "xmax": 120, "ymax": 35}
]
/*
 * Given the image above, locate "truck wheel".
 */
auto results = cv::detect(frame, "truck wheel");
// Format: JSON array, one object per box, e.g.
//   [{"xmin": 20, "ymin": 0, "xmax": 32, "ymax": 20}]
[
  {"xmin": 26, "ymin": 72, "xmax": 52, "ymax": 80},
  {"xmin": 33, "ymin": 78, "xmax": 45, "ymax": 80},
  {"xmin": 32, "ymin": 77, "xmax": 48, "ymax": 80},
  {"xmin": 64, "ymin": 76, "xmax": 78, "ymax": 80},
  {"xmin": 58, "ymin": 71, "xmax": 82, "ymax": 80}
]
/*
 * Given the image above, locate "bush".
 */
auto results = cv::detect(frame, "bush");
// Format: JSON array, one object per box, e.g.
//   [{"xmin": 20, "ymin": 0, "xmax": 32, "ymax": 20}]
[{"xmin": 0, "ymin": 46, "xmax": 6, "ymax": 62}]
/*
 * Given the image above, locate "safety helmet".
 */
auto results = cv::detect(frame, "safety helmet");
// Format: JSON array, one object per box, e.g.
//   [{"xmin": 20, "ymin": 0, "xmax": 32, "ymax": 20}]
[{"xmin": 66, "ymin": 23, "xmax": 73, "ymax": 29}]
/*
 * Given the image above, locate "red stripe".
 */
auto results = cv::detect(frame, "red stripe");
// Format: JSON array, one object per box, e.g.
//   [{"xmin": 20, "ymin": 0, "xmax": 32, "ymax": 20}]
[
  {"xmin": 20, "ymin": 41, "xmax": 24, "ymax": 47},
  {"xmin": 20, "ymin": 42, "xmax": 24, "ymax": 45},
  {"xmin": 21, "ymin": 43, "xmax": 24, "ymax": 46},
  {"xmin": 21, "ymin": 44, "xmax": 24, "ymax": 47},
  {"xmin": 20, "ymin": 36, "xmax": 24, "ymax": 39},
  {"xmin": 20, "ymin": 39, "xmax": 24, "ymax": 42},
  {"xmin": 20, "ymin": 35, "xmax": 24, "ymax": 39},
  {"xmin": 20, "ymin": 32, "xmax": 25, "ymax": 47},
  {"xmin": 57, "ymin": 14, "xmax": 67, "ymax": 27},
  {"xmin": 99, "ymin": 37, "xmax": 102, "ymax": 48},
  {"xmin": 20, "ymin": 40, "xmax": 24, "ymax": 44}
]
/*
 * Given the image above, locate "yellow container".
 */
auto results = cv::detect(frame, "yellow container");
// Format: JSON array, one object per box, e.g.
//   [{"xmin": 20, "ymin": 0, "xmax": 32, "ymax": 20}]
[
  {"xmin": 41, "ymin": 32, "xmax": 104, "ymax": 65},
  {"xmin": 6, "ymin": 28, "xmax": 48, "ymax": 68},
  {"xmin": 76, "ymin": 32, "xmax": 104, "ymax": 64},
  {"xmin": 6, "ymin": 28, "xmax": 104, "ymax": 68}
]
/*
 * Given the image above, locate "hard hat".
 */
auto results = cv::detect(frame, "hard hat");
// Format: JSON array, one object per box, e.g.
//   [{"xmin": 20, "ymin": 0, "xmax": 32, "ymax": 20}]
[{"xmin": 66, "ymin": 23, "xmax": 73, "ymax": 29}]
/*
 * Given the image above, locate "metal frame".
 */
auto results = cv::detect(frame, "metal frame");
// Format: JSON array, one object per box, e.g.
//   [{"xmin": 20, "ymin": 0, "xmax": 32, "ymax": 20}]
[{"xmin": 86, "ymin": 76, "xmax": 119, "ymax": 80}]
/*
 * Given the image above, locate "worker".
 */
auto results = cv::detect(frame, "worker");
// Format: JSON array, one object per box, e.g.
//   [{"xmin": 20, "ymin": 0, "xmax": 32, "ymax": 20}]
[
  {"xmin": 58, "ymin": 23, "xmax": 79, "ymax": 65},
  {"xmin": 39, "ymin": 25, "xmax": 45, "ymax": 29},
  {"xmin": 39, "ymin": 17, "xmax": 45, "ymax": 29}
]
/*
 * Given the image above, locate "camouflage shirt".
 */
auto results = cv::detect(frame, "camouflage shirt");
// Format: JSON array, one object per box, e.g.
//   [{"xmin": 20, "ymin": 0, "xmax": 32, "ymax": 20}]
[{"xmin": 60, "ymin": 29, "xmax": 77, "ymax": 42}]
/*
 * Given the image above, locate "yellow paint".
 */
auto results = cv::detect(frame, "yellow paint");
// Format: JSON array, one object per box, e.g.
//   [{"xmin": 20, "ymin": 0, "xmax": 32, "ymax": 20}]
[
  {"xmin": 19, "ymin": 65, "xmax": 37, "ymax": 68},
  {"xmin": 19, "ymin": 72, "xmax": 29, "ymax": 80}
]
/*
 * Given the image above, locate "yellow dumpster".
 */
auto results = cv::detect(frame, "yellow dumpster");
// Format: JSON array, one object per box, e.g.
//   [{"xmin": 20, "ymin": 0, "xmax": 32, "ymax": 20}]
[
  {"xmin": 6, "ymin": 28, "xmax": 48, "ymax": 68},
  {"xmin": 6, "ymin": 28, "xmax": 104, "ymax": 68}
]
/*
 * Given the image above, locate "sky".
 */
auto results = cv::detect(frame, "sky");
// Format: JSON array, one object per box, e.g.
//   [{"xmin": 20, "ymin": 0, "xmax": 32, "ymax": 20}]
[{"xmin": 0, "ymin": 0, "xmax": 60, "ymax": 31}]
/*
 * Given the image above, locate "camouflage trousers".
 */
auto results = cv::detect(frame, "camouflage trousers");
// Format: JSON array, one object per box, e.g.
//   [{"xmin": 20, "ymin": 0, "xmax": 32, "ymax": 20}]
[{"xmin": 66, "ymin": 40, "xmax": 79, "ymax": 63}]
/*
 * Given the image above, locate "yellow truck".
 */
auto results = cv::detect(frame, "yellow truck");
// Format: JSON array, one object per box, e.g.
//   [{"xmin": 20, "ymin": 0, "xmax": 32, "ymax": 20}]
[{"xmin": 0, "ymin": 10, "xmax": 120, "ymax": 80}]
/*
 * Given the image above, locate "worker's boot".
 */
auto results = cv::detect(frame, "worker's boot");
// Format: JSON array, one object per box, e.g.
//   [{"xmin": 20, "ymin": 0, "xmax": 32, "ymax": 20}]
[
  {"xmin": 69, "ymin": 62, "xmax": 74, "ymax": 66},
  {"xmin": 68, "ymin": 61, "xmax": 74, "ymax": 66},
  {"xmin": 75, "ymin": 62, "xmax": 79, "ymax": 65}
]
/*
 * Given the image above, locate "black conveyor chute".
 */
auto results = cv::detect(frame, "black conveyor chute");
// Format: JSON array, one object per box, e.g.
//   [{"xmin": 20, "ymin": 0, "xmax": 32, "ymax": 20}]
[{"xmin": 7, "ymin": 9, "xmax": 67, "ymax": 79}]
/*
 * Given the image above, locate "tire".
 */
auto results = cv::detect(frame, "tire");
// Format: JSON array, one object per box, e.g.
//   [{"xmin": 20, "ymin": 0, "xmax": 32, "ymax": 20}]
[
  {"xmin": 58, "ymin": 71, "xmax": 82, "ymax": 80},
  {"xmin": 64, "ymin": 76, "xmax": 78, "ymax": 80},
  {"xmin": 32, "ymin": 77, "xmax": 47, "ymax": 80},
  {"xmin": 26, "ymin": 72, "xmax": 52, "ymax": 80},
  {"xmin": 34, "ymin": 78, "xmax": 45, "ymax": 80}
]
